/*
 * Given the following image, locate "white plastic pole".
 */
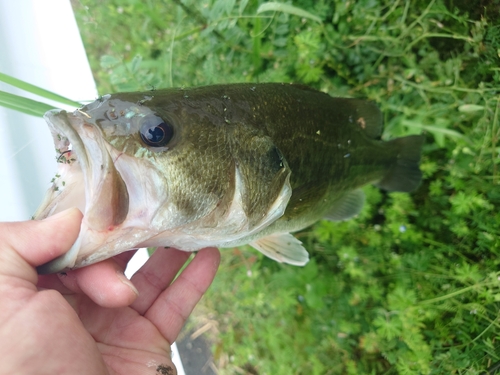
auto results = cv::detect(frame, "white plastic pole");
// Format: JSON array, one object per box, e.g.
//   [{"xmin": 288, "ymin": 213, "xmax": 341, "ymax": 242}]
[{"xmin": 0, "ymin": 0, "xmax": 97, "ymax": 221}]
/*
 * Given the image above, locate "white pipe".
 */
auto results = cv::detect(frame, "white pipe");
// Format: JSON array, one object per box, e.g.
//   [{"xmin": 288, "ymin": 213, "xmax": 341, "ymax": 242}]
[{"xmin": 0, "ymin": 0, "xmax": 96, "ymax": 221}]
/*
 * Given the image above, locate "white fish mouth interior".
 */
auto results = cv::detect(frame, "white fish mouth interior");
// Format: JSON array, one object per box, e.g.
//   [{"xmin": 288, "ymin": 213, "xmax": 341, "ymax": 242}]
[
  {"xmin": 34, "ymin": 110, "xmax": 88, "ymax": 219},
  {"xmin": 34, "ymin": 118, "xmax": 87, "ymax": 273}
]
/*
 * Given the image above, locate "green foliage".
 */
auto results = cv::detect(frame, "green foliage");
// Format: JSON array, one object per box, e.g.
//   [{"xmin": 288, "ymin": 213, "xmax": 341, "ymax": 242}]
[{"xmin": 71, "ymin": 0, "xmax": 500, "ymax": 373}]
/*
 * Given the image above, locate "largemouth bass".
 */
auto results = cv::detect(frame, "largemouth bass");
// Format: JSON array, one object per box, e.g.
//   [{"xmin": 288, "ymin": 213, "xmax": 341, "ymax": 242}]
[{"xmin": 35, "ymin": 83, "xmax": 423, "ymax": 274}]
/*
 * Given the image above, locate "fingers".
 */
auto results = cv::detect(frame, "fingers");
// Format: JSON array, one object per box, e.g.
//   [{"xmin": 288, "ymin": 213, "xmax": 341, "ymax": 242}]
[
  {"xmin": 144, "ymin": 247, "xmax": 220, "ymax": 344},
  {"xmin": 130, "ymin": 248, "xmax": 192, "ymax": 315},
  {"xmin": 0, "ymin": 208, "xmax": 82, "ymax": 281},
  {"xmin": 42, "ymin": 250, "xmax": 138, "ymax": 308},
  {"xmin": 37, "ymin": 273, "xmax": 70, "ymax": 293},
  {"xmin": 113, "ymin": 250, "xmax": 138, "ymax": 270},
  {"xmin": 59, "ymin": 257, "xmax": 139, "ymax": 308}
]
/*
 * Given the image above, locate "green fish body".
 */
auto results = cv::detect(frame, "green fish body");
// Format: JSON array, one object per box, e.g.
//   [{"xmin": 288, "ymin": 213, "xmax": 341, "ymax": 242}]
[{"xmin": 35, "ymin": 83, "xmax": 423, "ymax": 273}]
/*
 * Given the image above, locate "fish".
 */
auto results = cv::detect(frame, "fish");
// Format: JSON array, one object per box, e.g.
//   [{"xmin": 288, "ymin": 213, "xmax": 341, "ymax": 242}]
[{"xmin": 34, "ymin": 83, "xmax": 424, "ymax": 274}]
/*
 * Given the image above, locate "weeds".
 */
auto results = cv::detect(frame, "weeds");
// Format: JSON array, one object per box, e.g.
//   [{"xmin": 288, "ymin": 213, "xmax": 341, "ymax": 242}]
[{"xmin": 71, "ymin": 0, "xmax": 500, "ymax": 373}]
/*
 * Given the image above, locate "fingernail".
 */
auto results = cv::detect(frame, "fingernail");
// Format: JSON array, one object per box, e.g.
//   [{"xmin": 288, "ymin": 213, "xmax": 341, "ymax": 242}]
[
  {"xmin": 116, "ymin": 271, "xmax": 139, "ymax": 296},
  {"xmin": 42, "ymin": 208, "xmax": 80, "ymax": 222}
]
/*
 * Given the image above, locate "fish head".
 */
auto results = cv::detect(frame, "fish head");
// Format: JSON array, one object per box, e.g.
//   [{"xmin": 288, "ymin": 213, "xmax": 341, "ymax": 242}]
[{"xmin": 35, "ymin": 89, "xmax": 291, "ymax": 273}]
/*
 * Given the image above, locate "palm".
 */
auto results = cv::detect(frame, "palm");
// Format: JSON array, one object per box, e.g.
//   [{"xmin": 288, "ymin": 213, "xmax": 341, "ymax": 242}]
[
  {"xmin": 75, "ymin": 293, "xmax": 173, "ymax": 374},
  {"xmin": 43, "ymin": 247, "xmax": 219, "ymax": 375}
]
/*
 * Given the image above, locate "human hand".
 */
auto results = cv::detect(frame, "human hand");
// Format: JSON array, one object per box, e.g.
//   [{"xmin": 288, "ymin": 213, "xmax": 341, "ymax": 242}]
[{"xmin": 0, "ymin": 208, "xmax": 220, "ymax": 375}]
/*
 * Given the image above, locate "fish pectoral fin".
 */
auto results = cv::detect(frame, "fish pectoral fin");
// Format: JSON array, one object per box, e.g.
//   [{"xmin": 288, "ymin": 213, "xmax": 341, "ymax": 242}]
[
  {"xmin": 324, "ymin": 189, "xmax": 365, "ymax": 221},
  {"xmin": 250, "ymin": 233, "xmax": 309, "ymax": 266}
]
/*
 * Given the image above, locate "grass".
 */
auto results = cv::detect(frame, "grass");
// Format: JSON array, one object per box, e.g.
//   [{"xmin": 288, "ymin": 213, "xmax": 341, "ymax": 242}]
[
  {"xmin": 0, "ymin": 73, "xmax": 81, "ymax": 116},
  {"xmin": 15, "ymin": 0, "xmax": 500, "ymax": 373}
]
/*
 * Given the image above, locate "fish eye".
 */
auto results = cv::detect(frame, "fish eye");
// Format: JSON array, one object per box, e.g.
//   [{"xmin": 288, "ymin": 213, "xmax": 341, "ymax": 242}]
[{"xmin": 139, "ymin": 115, "xmax": 174, "ymax": 148}]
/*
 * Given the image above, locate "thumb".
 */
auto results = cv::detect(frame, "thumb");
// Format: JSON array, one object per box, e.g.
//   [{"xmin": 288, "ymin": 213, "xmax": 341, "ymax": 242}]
[{"xmin": 0, "ymin": 208, "xmax": 82, "ymax": 280}]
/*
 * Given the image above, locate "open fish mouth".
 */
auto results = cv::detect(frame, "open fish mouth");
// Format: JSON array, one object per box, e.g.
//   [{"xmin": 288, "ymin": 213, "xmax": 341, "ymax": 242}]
[
  {"xmin": 35, "ymin": 109, "xmax": 131, "ymax": 274},
  {"xmin": 34, "ymin": 110, "xmax": 89, "ymax": 219}
]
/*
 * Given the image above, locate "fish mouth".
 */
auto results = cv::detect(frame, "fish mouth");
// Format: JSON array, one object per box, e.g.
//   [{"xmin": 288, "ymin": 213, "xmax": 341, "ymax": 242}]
[
  {"xmin": 34, "ymin": 110, "xmax": 89, "ymax": 220},
  {"xmin": 35, "ymin": 109, "xmax": 130, "ymax": 274}
]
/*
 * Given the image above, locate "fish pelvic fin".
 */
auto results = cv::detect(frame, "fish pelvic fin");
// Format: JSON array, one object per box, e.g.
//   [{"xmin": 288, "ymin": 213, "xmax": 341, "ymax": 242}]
[
  {"xmin": 376, "ymin": 135, "xmax": 425, "ymax": 192},
  {"xmin": 250, "ymin": 233, "xmax": 309, "ymax": 266}
]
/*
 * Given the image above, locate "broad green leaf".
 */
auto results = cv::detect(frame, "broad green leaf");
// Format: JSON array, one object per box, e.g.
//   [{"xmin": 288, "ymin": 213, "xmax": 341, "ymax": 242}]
[
  {"xmin": 0, "ymin": 72, "xmax": 81, "ymax": 107},
  {"xmin": 100, "ymin": 55, "xmax": 121, "ymax": 69},
  {"xmin": 0, "ymin": 90, "xmax": 55, "ymax": 117},
  {"xmin": 130, "ymin": 55, "xmax": 143, "ymax": 74},
  {"xmin": 238, "ymin": 0, "xmax": 249, "ymax": 14},
  {"xmin": 257, "ymin": 2, "xmax": 322, "ymax": 23}
]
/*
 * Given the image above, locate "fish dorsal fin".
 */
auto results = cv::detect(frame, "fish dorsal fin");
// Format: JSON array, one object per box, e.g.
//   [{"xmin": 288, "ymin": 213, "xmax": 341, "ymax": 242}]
[
  {"xmin": 250, "ymin": 233, "xmax": 309, "ymax": 266},
  {"xmin": 375, "ymin": 135, "xmax": 424, "ymax": 192},
  {"xmin": 324, "ymin": 189, "xmax": 365, "ymax": 221}
]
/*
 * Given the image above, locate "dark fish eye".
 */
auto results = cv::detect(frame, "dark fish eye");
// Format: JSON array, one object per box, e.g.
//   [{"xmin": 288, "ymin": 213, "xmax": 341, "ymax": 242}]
[{"xmin": 139, "ymin": 115, "xmax": 174, "ymax": 148}]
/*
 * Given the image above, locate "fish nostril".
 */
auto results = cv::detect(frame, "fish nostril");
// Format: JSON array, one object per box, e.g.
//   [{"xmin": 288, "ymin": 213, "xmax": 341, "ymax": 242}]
[{"xmin": 105, "ymin": 108, "xmax": 118, "ymax": 121}]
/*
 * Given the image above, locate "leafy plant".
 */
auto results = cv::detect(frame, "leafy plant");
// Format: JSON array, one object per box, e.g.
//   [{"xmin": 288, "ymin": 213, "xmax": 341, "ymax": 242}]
[{"xmin": 10, "ymin": 0, "xmax": 498, "ymax": 373}]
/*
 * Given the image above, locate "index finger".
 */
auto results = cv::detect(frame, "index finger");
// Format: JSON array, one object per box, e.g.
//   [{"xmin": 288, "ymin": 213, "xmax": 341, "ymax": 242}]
[{"xmin": 144, "ymin": 247, "xmax": 220, "ymax": 344}]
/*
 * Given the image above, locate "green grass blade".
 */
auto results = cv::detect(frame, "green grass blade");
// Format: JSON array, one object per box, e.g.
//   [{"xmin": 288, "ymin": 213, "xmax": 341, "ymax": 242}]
[
  {"xmin": 0, "ymin": 72, "xmax": 82, "ymax": 107},
  {"xmin": 401, "ymin": 119, "xmax": 468, "ymax": 147},
  {"xmin": 458, "ymin": 104, "xmax": 485, "ymax": 113},
  {"xmin": 256, "ymin": 2, "xmax": 322, "ymax": 23},
  {"xmin": 0, "ymin": 90, "xmax": 56, "ymax": 117},
  {"xmin": 252, "ymin": 16, "xmax": 263, "ymax": 73}
]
